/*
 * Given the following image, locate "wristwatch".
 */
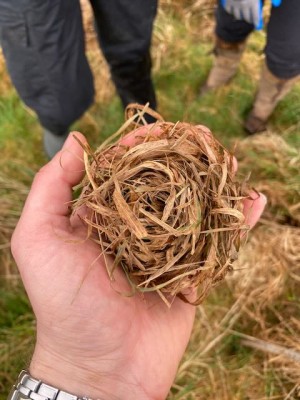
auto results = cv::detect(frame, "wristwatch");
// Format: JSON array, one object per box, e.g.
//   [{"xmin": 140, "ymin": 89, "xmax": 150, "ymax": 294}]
[{"xmin": 8, "ymin": 371, "xmax": 92, "ymax": 400}]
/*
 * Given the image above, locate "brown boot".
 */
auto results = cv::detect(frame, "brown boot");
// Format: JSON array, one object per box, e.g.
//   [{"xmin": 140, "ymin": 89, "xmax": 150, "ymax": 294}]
[
  {"xmin": 244, "ymin": 62, "xmax": 300, "ymax": 134},
  {"xmin": 200, "ymin": 36, "xmax": 246, "ymax": 95}
]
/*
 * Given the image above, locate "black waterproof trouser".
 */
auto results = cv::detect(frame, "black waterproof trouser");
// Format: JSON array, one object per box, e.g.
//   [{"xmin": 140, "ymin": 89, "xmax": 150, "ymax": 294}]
[
  {"xmin": 0, "ymin": 0, "xmax": 157, "ymax": 134},
  {"xmin": 216, "ymin": 0, "xmax": 300, "ymax": 80}
]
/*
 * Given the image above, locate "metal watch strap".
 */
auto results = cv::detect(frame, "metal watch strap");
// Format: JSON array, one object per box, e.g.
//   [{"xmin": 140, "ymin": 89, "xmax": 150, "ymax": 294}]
[{"xmin": 8, "ymin": 371, "xmax": 92, "ymax": 400}]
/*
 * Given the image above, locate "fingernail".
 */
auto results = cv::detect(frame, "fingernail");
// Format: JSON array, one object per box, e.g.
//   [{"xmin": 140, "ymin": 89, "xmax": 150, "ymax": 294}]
[{"xmin": 259, "ymin": 192, "xmax": 267, "ymax": 205}]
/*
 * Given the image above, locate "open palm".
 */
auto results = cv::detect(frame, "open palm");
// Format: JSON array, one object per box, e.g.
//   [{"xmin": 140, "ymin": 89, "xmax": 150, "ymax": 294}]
[{"xmin": 11, "ymin": 130, "xmax": 265, "ymax": 400}]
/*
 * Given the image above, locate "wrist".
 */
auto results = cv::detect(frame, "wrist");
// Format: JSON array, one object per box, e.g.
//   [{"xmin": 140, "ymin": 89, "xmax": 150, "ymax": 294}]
[{"xmin": 29, "ymin": 344, "xmax": 153, "ymax": 400}]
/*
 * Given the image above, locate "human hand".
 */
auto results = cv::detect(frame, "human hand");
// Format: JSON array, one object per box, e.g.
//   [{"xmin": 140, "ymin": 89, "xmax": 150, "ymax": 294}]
[
  {"xmin": 11, "ymin": 128, "xmax": 266, "ymax": 400},
  {"xmin": 221, "ymin": 0, "xmax": 282, "ymax": 29},
  {"xmin": 221, "ymin": 0, "xmax": 264, "ymax": 29}
]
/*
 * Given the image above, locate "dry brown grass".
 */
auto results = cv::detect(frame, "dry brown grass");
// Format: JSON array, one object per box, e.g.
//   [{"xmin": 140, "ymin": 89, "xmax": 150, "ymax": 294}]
[
  {"xmin": 237, "ymin": 133, "xmax": 300, "ymax": 226},
  {"xmin": 173, "ymin": 223, "xmax": 300, "ymax": 398},
  {"xmin": 73, "ymin": 114, "xmax": 247, "ymax": 306},
  {"xmin": 0, "ymin": 167, "xmax": 29, "ymax": 279},
  {"xmin": 79, "ymin": 0, "xmax": 114, "ymax": 104},
  {"xmin": 1, "ymin": 1, "xmax": 300, "ymax": 398},
  {"xmin": 0, "ymin": 48, "xmax": 13, "ymax": 95}
]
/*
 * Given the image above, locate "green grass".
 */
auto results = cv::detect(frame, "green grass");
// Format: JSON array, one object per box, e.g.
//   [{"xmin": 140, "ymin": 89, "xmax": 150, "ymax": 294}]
[
  {"xmin": 0, "ymin": 93, "xmax": 46, "ymax": 168},
  {"xmin": 1, "ymin": 3, "xmax": 300, "ymax": 399},
  {"xmin": 0, "ymin": 284, "xmax": 35, "ymax": 394}
]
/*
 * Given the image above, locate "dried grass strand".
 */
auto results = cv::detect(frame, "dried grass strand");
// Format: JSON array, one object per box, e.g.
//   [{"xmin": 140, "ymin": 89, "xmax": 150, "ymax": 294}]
[{"xmin": 72, "ymin": 115, "xmax": 248, "ymax": 305}]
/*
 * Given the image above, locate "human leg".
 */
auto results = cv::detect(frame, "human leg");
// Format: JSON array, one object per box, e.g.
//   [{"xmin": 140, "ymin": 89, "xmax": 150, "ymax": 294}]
[
  {"xmin": 0, "ymin": 0, "xmax": 94, "ymax": 156},
  {"xmin": 245, "ymin": 0, "xmax": 300, "ymax": 133},
  {"xmin": 201, "ymin": 0, "xmax": 254, "ymax": 93},
  {"xmin": 89, "ymin": 0, "xmax": 158, "ymax": 111}
]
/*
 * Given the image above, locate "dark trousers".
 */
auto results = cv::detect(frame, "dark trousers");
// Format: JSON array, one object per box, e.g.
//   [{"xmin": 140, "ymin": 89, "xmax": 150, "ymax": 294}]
[
  {"xmin": 216, "ymin": 0, "xmax": 300, "ymax": 79},
  {"xmin": 0, "ymin": 0, "xmax": 157, "ymax": 134}
]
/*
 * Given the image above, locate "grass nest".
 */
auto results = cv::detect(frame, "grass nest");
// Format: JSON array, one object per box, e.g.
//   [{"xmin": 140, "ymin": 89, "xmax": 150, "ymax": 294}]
[{"xmin": 73, "ymin": 106, "xmax": 249, "ymax": 306}]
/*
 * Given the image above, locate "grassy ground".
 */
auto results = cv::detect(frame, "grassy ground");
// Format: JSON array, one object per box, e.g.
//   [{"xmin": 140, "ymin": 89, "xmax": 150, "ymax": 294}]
[{"xmin": 1, "ymin": 1, "xmax": 300, "ymax": 399}]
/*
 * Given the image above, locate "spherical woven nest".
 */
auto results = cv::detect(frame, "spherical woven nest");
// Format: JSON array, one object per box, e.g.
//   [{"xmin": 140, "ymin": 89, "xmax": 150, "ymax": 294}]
[{"xmin": 73, "ymin": 107, "xmax": 248, "ymax": 306}]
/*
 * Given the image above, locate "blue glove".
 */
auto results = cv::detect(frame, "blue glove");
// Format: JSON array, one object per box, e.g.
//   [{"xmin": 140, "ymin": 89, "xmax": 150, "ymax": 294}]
[{"xmin": 221, "ymin": 0, "xmax": 282, "ymax": 30}]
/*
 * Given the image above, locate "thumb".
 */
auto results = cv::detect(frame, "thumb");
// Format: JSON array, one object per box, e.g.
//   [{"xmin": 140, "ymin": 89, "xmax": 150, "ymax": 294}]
[
  {"xmin": 14, "ymin": 132, "xmax": 87, "ymax": 233},
  {"xmin": 243, "ymin": 191, "xmax": 267, "ymax": 229}
]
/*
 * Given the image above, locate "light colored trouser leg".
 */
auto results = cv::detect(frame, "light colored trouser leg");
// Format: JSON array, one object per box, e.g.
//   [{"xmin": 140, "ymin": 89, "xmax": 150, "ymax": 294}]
[
  {"xmin": 252, "ymin": 62, "xmax": 300, "ymax": 120},
  {"xmin": 244, "ymin": 61, "xmax": 300, "ymax": 134},
  {"xmin": 201, "ymin": 37, "xmax": 246, "ymax": 93}
]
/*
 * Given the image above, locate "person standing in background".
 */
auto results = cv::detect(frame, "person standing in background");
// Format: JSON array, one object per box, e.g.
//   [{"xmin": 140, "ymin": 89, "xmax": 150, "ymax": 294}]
[
  {"xmin": 0, "ymin": 0, "xmax": 157, "ymax": 158},
  {"xmin": 201, "ymin": 0, "xmax": 300, "ymax": 134}
]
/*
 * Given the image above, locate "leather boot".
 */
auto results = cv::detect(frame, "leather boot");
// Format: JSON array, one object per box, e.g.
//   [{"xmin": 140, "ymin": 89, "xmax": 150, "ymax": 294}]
[
  {"xmin": 200, "ymin": 36, "xmax": 246, "ymax": 95},
  {"xmin": 244, "ymin": 62, "xmax": 300, "ymax": 134}
]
